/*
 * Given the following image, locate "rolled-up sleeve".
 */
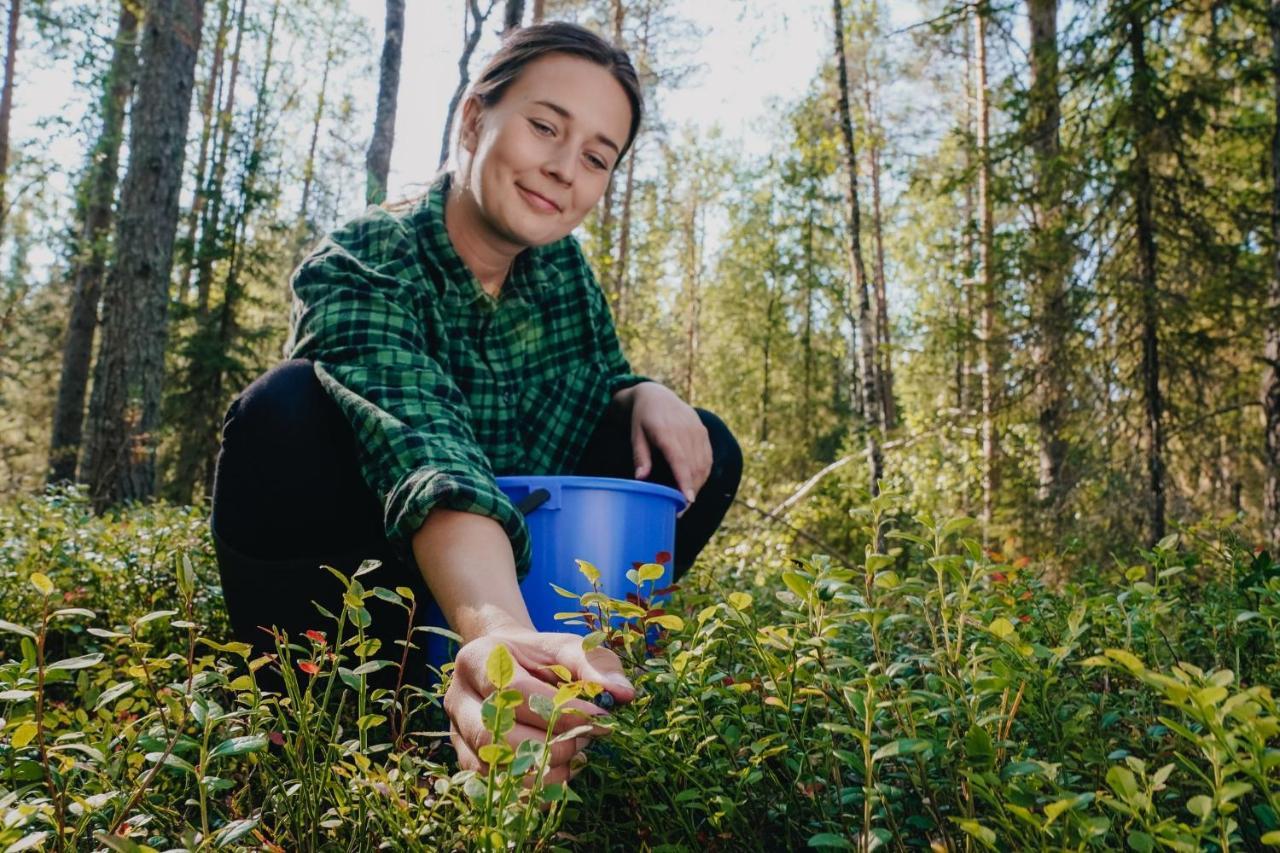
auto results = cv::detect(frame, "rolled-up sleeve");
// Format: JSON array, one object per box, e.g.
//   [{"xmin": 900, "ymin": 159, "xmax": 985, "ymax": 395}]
[{"xmin": 286, "ymin": 216, "xmax": 532, "ymax": 580}]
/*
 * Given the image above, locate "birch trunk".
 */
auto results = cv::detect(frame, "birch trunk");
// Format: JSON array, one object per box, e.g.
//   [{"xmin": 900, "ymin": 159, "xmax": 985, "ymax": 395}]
[{"xmin": 365, "ymin": 0, "xmax": 404, "ymax": 205}]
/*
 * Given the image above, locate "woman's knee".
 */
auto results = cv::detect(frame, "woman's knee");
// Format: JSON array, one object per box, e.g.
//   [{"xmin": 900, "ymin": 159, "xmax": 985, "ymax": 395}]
[
  {"xmin": 223, "ymin": 358, "xmax": 331, "ymax": 448},
  {"xmin": 694, "ymin": 409, "xmax": 743, "ymax": 489}
]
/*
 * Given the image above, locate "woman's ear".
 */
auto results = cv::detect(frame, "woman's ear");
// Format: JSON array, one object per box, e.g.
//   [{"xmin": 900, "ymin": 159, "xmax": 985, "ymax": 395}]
[{"xmin": 459, "ymin": 95, "xmax": 483, "ymax": 154}]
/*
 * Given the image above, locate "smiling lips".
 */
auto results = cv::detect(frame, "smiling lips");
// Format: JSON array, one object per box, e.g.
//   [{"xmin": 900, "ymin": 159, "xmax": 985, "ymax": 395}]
[{"xmin": 517, "ymin": 183, "xmax": 561, "ymax": 214}]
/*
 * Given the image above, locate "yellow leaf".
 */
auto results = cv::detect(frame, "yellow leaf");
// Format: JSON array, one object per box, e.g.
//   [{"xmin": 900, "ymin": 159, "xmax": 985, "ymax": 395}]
[
  {"xmin": 30, "ymin": 573, "xmax": 54, "ymax": 597},
  {"xmin": 553, "ymin": 684, "xmax": 580, "ymax": 708},
  {"xmin": 648, "ymin": 614, "xmax": 685, "ymax": 632},
  {"xmin": 764, "ymin": 696, "xmax": 787, "ymax": 709},
  {"xmin": 1104, "ymin": 648, "xmax": 1146, "ymax": 672},
  {"xmin": 549, "ymin": 583, "xmax": 581, "ymax": 600},
  {"xmin": 486, "ymin": 643, "xmax": 514, "ymax": 690},
  {"xmin": 576, "ymin": 559, "xmax": 601, "ymax": 585},
  {"xmin": 637, "ymin": 563, "xmax": 665, "ymax": 583},
  {"xmin": 12, "ymin": 721, "xmax": 37, "ymax": 748},
  {"xmin": 987, "ymin": 618, "xmax": 1016, "ymax": 640},
  {"xmin": 728, "ymin": 592, "xmax": 753, "ymax": 612},
  {"xmin": 698, "ymin": 604, "xmax": 721, "ymax": 624},
  {"xmin": 546, "ymin": 664, "xmax": 573, "ymax": 683}
]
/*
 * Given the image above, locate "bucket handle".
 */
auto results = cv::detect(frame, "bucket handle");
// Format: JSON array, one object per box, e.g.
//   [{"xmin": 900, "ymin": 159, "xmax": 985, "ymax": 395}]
[{"xmin": 515, "ymin": 487, "xmax": 551, "ymax": 516}]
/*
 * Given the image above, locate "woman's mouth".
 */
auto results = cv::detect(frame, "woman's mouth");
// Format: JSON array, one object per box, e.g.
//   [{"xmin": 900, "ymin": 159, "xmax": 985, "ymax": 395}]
[{"xmin": 517, "ymin": 184, "xmax": 560, "ymax": 214}]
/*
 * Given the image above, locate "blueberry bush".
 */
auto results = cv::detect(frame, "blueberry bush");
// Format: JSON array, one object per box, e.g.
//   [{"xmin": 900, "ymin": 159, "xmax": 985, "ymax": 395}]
[{"xmin": 2, "ymin": 485, "xmax": 1279, "ymax": 850}]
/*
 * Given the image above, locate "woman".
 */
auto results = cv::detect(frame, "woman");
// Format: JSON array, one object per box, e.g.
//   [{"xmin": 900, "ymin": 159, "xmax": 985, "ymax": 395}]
[{"xmin": 210, "ymin": 22, "xmax": 742, "ymax": 788}]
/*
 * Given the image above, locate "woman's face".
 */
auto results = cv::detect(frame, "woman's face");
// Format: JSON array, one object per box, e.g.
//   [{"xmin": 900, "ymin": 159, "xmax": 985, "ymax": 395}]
[{"xmin": 457, "ymin": 53, "xmax": 633, "ymax": 248}]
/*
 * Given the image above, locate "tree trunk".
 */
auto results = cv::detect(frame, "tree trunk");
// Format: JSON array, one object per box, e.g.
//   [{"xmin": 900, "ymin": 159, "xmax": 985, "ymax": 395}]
[
  {"xmin": 1266, "ymin": 0, "xmax": 1280, "ymax": 546},
  {"xmin": 0, "ymin": 0, "xmax": 20, "ymax": 248},
  {"xmin": 177, "ymin": 0, "xmax": 230, "ymax": 303},
  {"xmin": 862, "ymin": 58, "xmax": 895, "ymax": 432},
  {"xmin": 959, "ymin": 11, "xmax": 975, "ymax": 421},
  {"xmin": 1128, "ymin": 7, "xmax": 1165, "ymax": 550},
  {"xmin": 1027, "ymin": 0, "xmax": 1070, "ymax": 522},
  {"xmin": 531, "ymin": 0, "xmax": 544, "ymax": 24},
  {"xmin": 439, "ymin": 0, "xmax": 494, "ymax": 169},
  {"xmin": 48, "ymin": 3, "xmax": 139, "ymax": 486},
  {"xmin": 832, "ymin": 0, "xmax": 884, "ymax": 506},
  {"xmin": 502, "ymin": 0, "xmax": 524, "ymax": 34},
  {"xmin": 82, "ymin": 0, "xmax": 205, "ymax": 512},
  {"xmin": 297, "ymin": 22, "xmax": 335, "ymax": 246},
  {"xmin": 366, "ymin": 0, "xmax": 404, "ymax": 205},
  {"xmin": 193, "ymin": 0, "xmax": 245, "ymax": 321},
  {"xmin": 976, "ymin": 1, "xmax": 999, "ymax": 540}
]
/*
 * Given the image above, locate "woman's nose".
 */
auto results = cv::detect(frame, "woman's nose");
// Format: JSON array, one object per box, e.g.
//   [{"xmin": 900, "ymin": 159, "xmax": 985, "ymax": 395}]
[{"xmin": 543, "ymin": 144, "xmax": 576, "ymax": 186}]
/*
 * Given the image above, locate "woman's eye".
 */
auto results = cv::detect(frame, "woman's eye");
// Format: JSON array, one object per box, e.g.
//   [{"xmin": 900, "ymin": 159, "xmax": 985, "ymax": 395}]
[
  {"xmin": 530, "ymin": 120, "xmax": 554, "ymax": 136},
  {"xmin": 587, "ymin": 155, "xmax": 608, "ymax": 170}
]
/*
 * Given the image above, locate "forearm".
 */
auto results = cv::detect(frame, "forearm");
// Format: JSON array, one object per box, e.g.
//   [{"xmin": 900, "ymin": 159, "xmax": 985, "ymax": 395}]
[{"xmin": 411, "ymin": 507, "xmax": 535, "ymax": 643}]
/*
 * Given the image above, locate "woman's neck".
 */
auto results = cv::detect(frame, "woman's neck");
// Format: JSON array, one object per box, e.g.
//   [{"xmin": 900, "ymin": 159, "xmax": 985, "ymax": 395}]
[{"xmin": 444, "ymin": 179, "xmax": 522, "ymax": 298}]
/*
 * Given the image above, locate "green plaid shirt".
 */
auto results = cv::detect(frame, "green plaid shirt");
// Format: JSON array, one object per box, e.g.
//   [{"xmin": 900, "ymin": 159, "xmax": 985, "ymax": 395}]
[{"xmin": 285, "ymin": 171, "xmax": 649, "ymax": 581}]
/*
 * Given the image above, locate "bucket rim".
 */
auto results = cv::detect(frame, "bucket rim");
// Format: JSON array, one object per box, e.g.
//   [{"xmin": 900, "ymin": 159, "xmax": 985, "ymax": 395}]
[{"xmin": 495, "ymin": 474, "xmax": 687, "ymax": 508}]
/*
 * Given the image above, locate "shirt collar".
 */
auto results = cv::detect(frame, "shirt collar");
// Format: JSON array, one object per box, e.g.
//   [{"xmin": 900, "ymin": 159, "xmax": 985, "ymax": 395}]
[{"xmin": 410, "ymin": 171, "xmax": 548, "ymax": 311}]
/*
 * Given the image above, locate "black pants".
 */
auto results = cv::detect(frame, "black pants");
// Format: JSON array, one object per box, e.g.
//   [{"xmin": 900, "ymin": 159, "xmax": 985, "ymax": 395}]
[{"xmin": 209, "ymin": 358, "xmax": 742, "ymax": 687}]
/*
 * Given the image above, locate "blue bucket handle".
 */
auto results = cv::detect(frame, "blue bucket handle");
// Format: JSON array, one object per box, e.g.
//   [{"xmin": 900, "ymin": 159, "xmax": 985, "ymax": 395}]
[{"xmin": 516, "ymin": 487, "xmax": 551, "ymax": 516}]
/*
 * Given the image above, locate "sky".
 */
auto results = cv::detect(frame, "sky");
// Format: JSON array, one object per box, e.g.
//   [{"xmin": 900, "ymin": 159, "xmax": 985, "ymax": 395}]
[
  {"xmin": 354, "ymin": 0, "xmax": 924, "ymax": 201},
  {"xmin": 9, "ymin": 0, "xmax": 933, "ymax": 271}
]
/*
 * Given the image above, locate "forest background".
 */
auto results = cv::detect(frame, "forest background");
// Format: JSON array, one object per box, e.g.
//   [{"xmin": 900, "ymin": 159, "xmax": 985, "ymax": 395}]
[{"xmin": 0, "ymin": 0, "xmax": 1276, "ymax": 598}]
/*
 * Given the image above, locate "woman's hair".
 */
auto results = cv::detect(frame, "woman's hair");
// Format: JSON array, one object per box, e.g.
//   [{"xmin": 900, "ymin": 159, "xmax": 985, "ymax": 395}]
[
  {"xmin": 384, "ymin": 22, "xmax": 643, "ymax": 212},
  {"xmin": 465, "ymin": 21, "xmax": 644, "ymax": 164}
]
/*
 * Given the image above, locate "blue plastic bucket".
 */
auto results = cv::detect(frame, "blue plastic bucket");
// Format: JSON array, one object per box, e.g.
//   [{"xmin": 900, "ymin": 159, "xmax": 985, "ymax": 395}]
[{"xmin": 421, "ymin": 475, "xmax": 686, "ymax": 682}]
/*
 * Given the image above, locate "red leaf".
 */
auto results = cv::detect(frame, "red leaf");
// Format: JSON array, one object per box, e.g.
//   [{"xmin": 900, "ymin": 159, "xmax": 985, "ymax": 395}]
[
  {"xmin": 655, "ymin": 550, "xmax": 672, "ymax": 564},
  {"xmin": 632, "ymin": 561, "xmax": 644, "ymax": 570},
  {"xmin": 653, "ymin": 584, "xmax": 681, "ymax": 596},
  {"xmin": 298, "ymin": 661, "xmax": 320, "ymax": 675},
  {"xmin": 304, "ymin": 630, "xmax": 327, "ymax": 645},
  {"xmin": 268, "ymin": 730, "xmax": 285, "ymax": 746},
  {"xmin": 645, "ymin": 608, "xmax": 666, "ymax": 619}
]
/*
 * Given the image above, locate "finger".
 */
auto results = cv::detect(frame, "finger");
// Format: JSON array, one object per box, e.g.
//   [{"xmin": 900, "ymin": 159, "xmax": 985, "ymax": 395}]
[
  {"xmin": 566, "ymin": 642, "xmax": 636, "ymax": 704},
  {"xmin": 632, "ymin": 417, "xmax": 651, "ymax": 480},
  {"xmin": 506, "ymin": 667, "xmax": 613, "ymax": 737},
  {"xmin": 452, "ymin": 723, "xmax": 484, "ymax": 773}
]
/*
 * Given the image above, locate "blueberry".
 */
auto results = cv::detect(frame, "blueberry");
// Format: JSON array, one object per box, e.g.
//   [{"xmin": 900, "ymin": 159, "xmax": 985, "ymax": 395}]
[{"xmin": 592, "ymin": 689, "xmax": 616, "ymax": 710}]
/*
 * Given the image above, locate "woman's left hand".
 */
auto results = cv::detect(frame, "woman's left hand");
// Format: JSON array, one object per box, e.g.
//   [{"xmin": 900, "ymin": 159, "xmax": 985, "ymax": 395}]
[{"xmin": 624, "ymin": 383, "xmax": 711, "ymax": 517}]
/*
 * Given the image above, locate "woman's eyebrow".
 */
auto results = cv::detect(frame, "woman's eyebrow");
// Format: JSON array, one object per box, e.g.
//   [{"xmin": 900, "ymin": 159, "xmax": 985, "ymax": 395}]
[{"xmin": 532, "ymin": 99, "xmax": 621, "ymax": 155}]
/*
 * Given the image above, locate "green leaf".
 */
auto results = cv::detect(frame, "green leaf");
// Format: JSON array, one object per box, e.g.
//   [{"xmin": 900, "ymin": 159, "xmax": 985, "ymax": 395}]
[
  {"xmin": 953, "ymin": 819, "xmax": 997, "ymax": 849},
  {"xmin": 528, "ymin": 693, "xmax": 555, "ymax": 721},
  {"xmin": 51, "ymin": 607, "xmax": 95, "ymax": 620},
  {"xmin": 807, "ymin": 833, "xmax": 855, "ymax": 849},
  {"xmin": 872, "ymin": 738, "xmax": 932, "ymax": 761},
  {"xmin": 1044, "ymin": 797, "xmax": 1077, "ymax": 826},
  {"xmin": 0, "ymin": 689, "xmax": 34, "ymax": 702},
  {"xmin": 6, "ymin": 832, "xmax": 50, "ymax": 853},
  {"xmin": 47, "ymin": 653, "xmax": 103, "ymax": 671},
  {"xmin": 94, "ymin": 680, "xmax": 137, "ymax": 711},
  {"xmin": 782, "ymin": 571, "xmax": 811, "ymax": 599},
  {"xmin": 213, "ymin": 817, "xmax": 260, "ymax": 848},
  {"xmin": 478, "ymin": 742, "xmax": 514, "ymax": 765},
  {"xmin": 1187, "ymin": 795, "xmax": 1212, "ymax": 819},
  {"xmin": 94, "ymin": 835, "xmax": 143, "ymax": 853},
  {"xmin": 1107, "ymin": 766, "xmax": 1140, "ymax": 800},
  {"xmin": 11, "ymin": 721, "xmax": 37, "ymax": 748},
  {"xmin": 357, "ymin": 714, "xmax": 387, "ymax": 733},
  {"xmin": 581, "ymin": 631, "xmax": 605, "ymax": 652},
  {"xmin": 0, "ymin": 619, "xmax": 35, "ymax": 639},
  {"xmin": 135, "ymin": 609, "xmax": 177, "ymax": 626},
  {"xmin": 209, "ymin": 734, "xmax": 268, "ymax": 760},
  {"xmin": 1260, "ymin": 830, "xmax": 1280, "ymax": 847},
  {"xmin": 486, "ymin": 643, "xmax": 514, "ymax": 690},
  {"xmin": 727, "ymin": 592, "xmax": 752, "ymax": 612},
  {"xmin": 146, "ymin": 751, "xmax": 197, "ymax": 775},
  {"xmin": 178, "ymin": 553, "xmax": 196, "ymax": 599},
  {"xmin": 1128, "ymin": 831, "xmax": 1156, "ymax": 852}
]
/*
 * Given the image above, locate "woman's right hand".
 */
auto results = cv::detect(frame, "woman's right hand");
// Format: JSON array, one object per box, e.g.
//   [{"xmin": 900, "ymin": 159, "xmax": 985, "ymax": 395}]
[{"xmin": 444, "ymin": 624, "xmax": 636, "ymax": 789}]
